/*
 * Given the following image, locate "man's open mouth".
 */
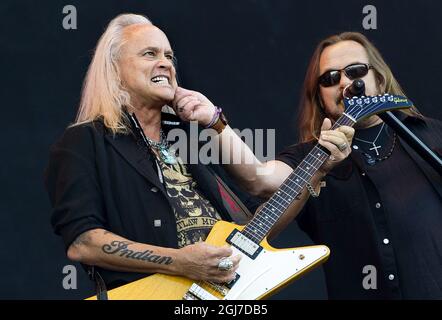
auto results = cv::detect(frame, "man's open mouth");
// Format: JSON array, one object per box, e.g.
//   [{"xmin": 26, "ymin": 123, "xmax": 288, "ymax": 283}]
[{"xmin": 151, "ymin": 75, "xmax": 170, "ymax": 85}]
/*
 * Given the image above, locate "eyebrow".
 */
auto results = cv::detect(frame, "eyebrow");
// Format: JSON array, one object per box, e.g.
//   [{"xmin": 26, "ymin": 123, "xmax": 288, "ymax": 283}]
[{"xmin": 138, "ymin": 46, "xmax": 174, "ymax": 56}]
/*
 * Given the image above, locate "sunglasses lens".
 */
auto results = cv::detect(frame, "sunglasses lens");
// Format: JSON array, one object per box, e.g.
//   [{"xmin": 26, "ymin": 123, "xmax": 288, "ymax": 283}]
[
  {"xmin": 345, "ymin": 64, "xmax": 369, "ymax": 79},
  {"xmin": 318, "ymin": 64, "xmax": 371, "ymax": 87},
  {"xmin": 319, "ymin": 70, "xmax": 341, "ymax": 87}
]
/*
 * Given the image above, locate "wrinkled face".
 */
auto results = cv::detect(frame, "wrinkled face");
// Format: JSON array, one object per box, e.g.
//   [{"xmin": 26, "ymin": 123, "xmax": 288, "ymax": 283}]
[
  {"xmin": 318, "ymin": 40, "xmax": 380, "ymax": 121},
  {"xmin": 118, "ymin": 24, "xmax": 177, "ymax": 108}
]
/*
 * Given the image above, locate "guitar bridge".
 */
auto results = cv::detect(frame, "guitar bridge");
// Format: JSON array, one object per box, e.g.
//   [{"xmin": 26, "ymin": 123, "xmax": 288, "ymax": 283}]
[
  {"xmin": 183, "ymin": 283, "xmax": 220, "ymax": 300},
  {"xmin": 182, "ymin": 292, "xmax": 199, "ymax": 300},
  {"xmin": 206, "ymin": 281, "xmax": 229, "ymax": 296}
]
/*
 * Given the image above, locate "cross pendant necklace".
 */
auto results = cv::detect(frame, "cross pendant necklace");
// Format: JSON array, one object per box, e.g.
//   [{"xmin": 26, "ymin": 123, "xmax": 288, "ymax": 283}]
[
  {"xmin": 369, "ymin": 143, "xmax": 382, "ymax": 156},
  {"xmin": 354, "ymin": 123, "xmax": 385, "ymax": 158}
]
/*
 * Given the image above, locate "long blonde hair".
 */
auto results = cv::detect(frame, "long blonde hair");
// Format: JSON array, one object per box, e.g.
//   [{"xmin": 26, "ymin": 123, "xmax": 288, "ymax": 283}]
[
  {"xmin": 298, "ymin": 32, "xmax": 421, "ymax": 142},
  {"xmin": 72, "ymin": 14, "xmax": 152, "ymax": 134}
]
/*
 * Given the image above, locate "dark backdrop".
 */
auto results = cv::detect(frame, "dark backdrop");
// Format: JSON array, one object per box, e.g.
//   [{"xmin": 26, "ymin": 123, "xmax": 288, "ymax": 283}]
[{"xmin": 1, "ymin": 0, "xmax": 441, "ymax": 299}]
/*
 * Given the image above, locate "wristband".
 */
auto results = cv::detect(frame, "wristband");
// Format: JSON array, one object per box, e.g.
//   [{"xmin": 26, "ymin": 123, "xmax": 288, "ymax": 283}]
[{"xmin": 206, "ymin": 107, "xmax": 222, "ymax": 128}]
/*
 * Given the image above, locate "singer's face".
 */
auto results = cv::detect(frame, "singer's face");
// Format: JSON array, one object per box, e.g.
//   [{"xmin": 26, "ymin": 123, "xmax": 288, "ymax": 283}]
[
  {"xmin": 118, "ymin": 24, "xmax": 177, "ymax": 109},
  {"xmin": 318, "ymin": 40, "xmax": 379, "ymax": 121}
]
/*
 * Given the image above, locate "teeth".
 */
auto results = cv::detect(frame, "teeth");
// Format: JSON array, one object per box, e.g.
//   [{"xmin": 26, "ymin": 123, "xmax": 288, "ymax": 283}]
[{"xmin": 151, "ymin": 76, "xmax": 169, "ymax": 84}]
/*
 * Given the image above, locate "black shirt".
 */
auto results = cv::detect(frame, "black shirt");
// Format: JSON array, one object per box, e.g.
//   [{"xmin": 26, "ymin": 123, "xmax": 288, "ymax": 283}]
[
  {"xmin": 276, "ymin": 117, "xmax": 442, "ymax": 299},
  {"xmin": 363, "ymin": 137, "xmax": 442, "ymax": 299}
]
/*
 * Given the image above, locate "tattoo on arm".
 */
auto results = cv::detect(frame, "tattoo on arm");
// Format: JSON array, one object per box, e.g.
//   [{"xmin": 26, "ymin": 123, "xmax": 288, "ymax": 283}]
[
  {"xmin": 101, "ymin": 241, "xmax": 173, "ymax": 265},
  {"xmin": 72, "ymin": 232, "xmax": 91, "ymax": 247}
]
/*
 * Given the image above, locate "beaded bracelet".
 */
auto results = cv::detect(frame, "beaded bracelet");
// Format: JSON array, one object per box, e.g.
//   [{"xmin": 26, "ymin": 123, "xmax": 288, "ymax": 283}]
[
  {"xmin": 306, "ymin": 182, "xmax": 320, "ymax": 198},
  {"xmin": 206, "ymin": 106, "xmax": 222, "ymax": 128}
]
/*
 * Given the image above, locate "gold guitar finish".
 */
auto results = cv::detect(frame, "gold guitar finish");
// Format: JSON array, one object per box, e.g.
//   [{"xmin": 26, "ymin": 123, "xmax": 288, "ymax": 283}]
[{"xmin": 87, "ymin": 221, "xmax": 329, "ymax": 300}]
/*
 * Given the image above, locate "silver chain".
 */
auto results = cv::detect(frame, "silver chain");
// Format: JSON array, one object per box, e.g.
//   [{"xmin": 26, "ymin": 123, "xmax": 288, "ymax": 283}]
[{"xmin": 354, "ymin": 123, "xmax": 385, "ymax": 145}]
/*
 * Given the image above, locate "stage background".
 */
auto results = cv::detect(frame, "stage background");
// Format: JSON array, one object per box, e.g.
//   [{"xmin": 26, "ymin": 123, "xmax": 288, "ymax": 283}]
[{"xmin": 1, "ymin": 0, "xmax": 441, "ymax": 299}]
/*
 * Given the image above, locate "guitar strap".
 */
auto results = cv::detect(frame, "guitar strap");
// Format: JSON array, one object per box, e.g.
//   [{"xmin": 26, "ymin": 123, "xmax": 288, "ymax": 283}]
[
  {"xmin": 213, "ymin": 173, "xmax": 254, "ymax": 225},
  {"xmin": 87, "ymin": 266, "xmax": 108, "ymax": 300}
]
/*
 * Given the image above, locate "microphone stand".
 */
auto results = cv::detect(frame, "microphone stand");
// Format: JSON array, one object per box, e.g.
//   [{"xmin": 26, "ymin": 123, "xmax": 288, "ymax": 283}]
[
  {"xmin": 344, "ymin": 80, "xmax": 442, "ymax": 176},
  {"xmin": 378, "ymin": 111, "xmax": 442, "ymax": 175}
]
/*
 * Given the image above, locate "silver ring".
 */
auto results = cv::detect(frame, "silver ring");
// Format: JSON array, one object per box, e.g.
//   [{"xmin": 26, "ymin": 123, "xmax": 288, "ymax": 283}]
[
  {"xmin": 337, "ymin": 143, "xmax": 348, "ymax": 152},
  {"xmin": 217, "ymin": 257, "xmax": 233, "ymax": 271}
]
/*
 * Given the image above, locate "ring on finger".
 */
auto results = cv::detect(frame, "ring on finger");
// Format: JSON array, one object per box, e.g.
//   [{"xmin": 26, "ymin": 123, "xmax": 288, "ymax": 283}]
[
  {"xmin": 218, "ymin": 257, "xmax": 234, "ymax": 272},
  {"xmin": 337, "ymin": 142, "xmax": 348, "ymax": 152}
]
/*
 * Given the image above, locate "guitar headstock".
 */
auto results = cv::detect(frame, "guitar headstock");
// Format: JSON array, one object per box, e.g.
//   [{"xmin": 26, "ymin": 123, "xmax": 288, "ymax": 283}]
[{"xmin": 344, "ymin": 94, "xmax": 413, "ymax": 122}]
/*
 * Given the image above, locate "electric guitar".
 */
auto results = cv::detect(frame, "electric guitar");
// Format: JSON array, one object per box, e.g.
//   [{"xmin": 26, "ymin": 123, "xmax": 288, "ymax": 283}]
[{"xmin": 88, "ymin": 94, "xmax": 413, "ymax": 300}]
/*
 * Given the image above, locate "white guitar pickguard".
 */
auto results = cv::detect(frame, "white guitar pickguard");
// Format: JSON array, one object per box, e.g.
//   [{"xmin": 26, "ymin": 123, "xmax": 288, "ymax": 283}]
[{"xmin": 223, "ymin": 245, "xmax": 329, "ymax": 300}]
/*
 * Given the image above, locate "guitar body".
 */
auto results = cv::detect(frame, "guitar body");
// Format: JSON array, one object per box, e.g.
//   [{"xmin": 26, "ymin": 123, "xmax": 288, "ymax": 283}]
[{"xmin": 88, "ymin": 221, "xmax": 329, "ymax": 300}]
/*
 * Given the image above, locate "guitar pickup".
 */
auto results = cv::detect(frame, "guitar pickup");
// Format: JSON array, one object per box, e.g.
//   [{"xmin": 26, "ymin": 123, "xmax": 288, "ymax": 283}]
[{"xmin": 226, "ymin": 229, "xmax": 263, "ymax": 259}]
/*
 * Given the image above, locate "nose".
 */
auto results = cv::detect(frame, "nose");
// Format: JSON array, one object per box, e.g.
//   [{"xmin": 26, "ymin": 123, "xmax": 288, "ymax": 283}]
[
  {"xmin": 339, "ymin": 71, "xmax": 353, "ymax": 91},
  {"xmin": 158, "ymin": 55, "xmax": 174, "ymax": 70}
]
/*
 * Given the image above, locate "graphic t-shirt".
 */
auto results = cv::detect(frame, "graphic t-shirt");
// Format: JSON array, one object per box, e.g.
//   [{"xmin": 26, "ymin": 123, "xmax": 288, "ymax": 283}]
[{"xmin": 156, "ymin": 156, "xmax": 222, "ymax": 248}]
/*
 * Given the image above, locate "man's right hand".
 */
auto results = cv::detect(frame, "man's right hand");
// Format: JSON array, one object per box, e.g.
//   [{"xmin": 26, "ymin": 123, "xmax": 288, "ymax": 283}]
[
  {"xmin": 175, "ymin": 242, "xmax": 241, "ymax": 283},
  {"xmin": 172, "ymin": 87, "xmax": 217, "ymax": 127}
]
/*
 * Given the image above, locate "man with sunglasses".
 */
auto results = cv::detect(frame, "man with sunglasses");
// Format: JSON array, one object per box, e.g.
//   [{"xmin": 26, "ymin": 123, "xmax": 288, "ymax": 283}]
[
  {"xmin": 273, "ymin": 32, "xmax": 442, "ymax": 299},
  {"xmin": 175, "ymin": 32, "xmax": 442, "ymax": 299}
]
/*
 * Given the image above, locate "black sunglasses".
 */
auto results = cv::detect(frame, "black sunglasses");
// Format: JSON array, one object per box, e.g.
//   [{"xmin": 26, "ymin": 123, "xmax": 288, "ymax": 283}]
[{"xmin": 318, "ymin": 63, "xmax": 373, "ymax": 87}]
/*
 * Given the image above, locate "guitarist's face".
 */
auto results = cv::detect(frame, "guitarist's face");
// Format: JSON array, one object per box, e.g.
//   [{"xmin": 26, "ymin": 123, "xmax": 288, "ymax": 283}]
[{"xmin": 318, "ymin": 40, "xmax": 380, "ymax": 125}]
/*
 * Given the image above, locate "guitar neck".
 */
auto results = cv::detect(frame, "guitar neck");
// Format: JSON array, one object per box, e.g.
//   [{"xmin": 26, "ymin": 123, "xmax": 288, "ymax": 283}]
[{"xmin": 241, "ymin": 113, "xmax": 356, "ymax": 243}]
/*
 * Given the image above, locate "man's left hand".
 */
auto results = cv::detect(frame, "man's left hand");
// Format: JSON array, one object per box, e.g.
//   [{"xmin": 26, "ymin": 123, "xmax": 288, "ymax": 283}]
[{"xmin": 318, "ymin": 118, "xmax": 355, "ymax": 175}]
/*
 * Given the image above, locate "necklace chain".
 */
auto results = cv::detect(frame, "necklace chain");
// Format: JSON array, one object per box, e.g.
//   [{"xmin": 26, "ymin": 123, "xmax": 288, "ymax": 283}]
[
  {"xmin": 127, "ymin": 112, "xmax": 177, "ymax": 165},
  {"xmin": 354, "ymin": 123, "xmax": 385, "ymax": 145},
  {"xmin": 144, "ymin": 128, "xmax": 168, "ymax": 149}
]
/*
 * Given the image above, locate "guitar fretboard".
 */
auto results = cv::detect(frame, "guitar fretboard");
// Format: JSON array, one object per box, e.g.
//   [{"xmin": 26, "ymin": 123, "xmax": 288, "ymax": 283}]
[{"xmin": 242, "ymin": 114, "xmax": 356, "ymax": 244}]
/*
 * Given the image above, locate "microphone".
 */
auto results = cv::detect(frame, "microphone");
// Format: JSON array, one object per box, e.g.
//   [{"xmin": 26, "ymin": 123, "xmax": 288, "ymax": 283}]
[{"xmin": 343, "ymin": 79, "xmax": 365, "ymax": 98}]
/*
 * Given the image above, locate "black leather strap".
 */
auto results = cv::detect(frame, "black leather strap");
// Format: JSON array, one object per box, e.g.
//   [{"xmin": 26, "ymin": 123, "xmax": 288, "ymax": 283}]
[{"xmin": 88, "ymin": 266, "xmax": 108, "ymax": 300}]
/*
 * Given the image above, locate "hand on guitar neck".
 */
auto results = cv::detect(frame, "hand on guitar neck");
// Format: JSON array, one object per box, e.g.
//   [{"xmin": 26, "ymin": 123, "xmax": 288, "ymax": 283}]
[{"xmin": 317, "ymin": 118, "xmax": 355, "ymax": 175}]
